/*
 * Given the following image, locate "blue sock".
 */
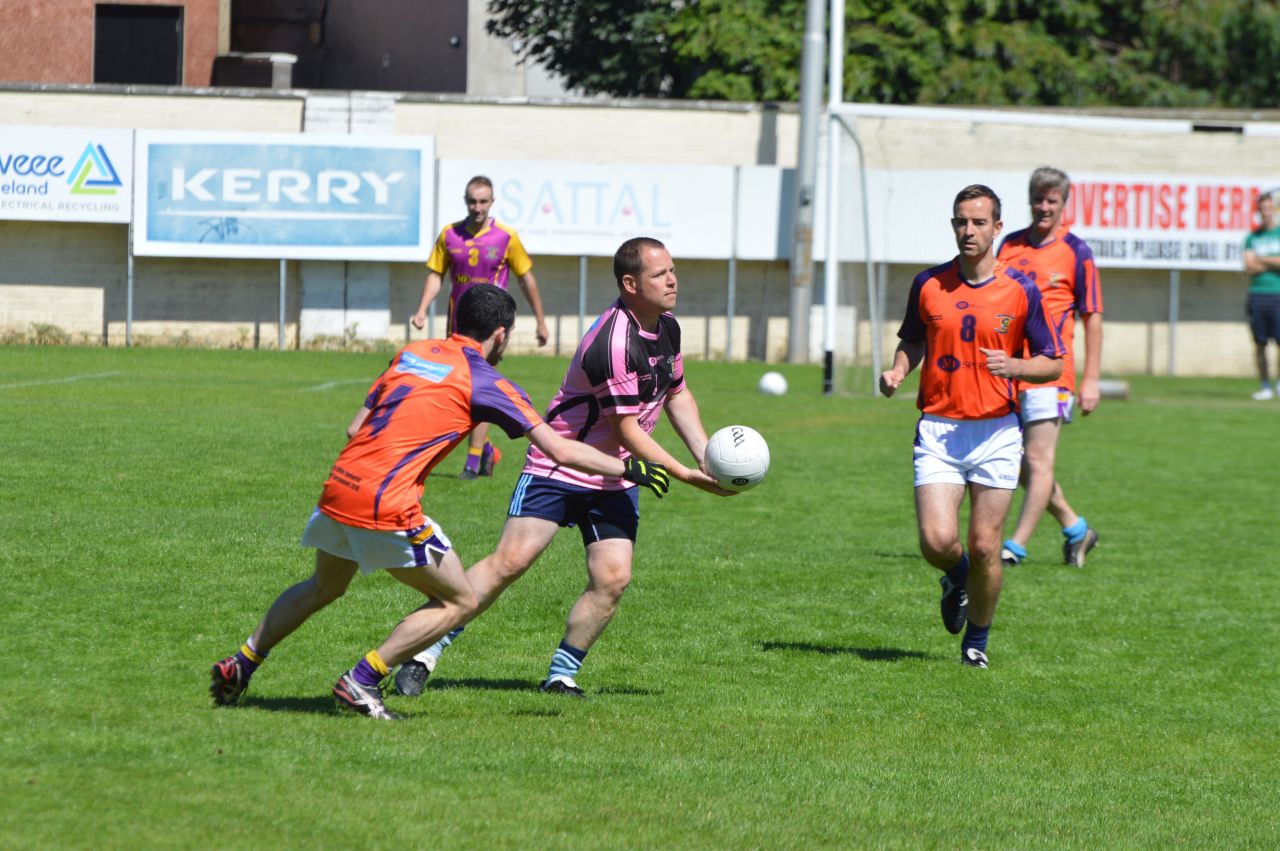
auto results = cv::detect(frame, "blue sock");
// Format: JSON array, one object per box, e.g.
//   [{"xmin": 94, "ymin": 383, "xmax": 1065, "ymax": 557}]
[
  {"xmin": 1062, "ymin": 517, "xmax": 1088, "ymax": 543},
  {"xmin": 962, "ymin": 621, "xmax": 991, "ymax": 655},
  {"xmin": 547, "ymin": 640, "xmax": 587, "ymax": 684},
  {"xmin": 945, "ymin": 552, "xmax": 970, "ymax": 585},
  {"xmin": 1002, "ymin": 539, "xmax": 1027, "ymax": 560}
]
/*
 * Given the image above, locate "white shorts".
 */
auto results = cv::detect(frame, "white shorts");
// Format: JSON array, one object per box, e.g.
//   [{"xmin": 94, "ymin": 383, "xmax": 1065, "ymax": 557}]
[
  {"xmin": 1019, "ymin": 386, "xmax": 1074, "ymax": 424},
  {"xmin": 913, "ymin": 413, "xmax": 1023, "ymax": 489},
  {"xmin": 301, "ymin": 508, "xmax": 453, "ymax": 574}
]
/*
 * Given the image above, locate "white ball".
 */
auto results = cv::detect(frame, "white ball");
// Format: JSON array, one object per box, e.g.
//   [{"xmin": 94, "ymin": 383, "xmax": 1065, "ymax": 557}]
[
  {"xmin": 704, "ymin": 425, "xmax": 770, "ymax": 492},
  {"xmin": 758, "ymin": 371, "xmax": 788, "ymax": 396}
]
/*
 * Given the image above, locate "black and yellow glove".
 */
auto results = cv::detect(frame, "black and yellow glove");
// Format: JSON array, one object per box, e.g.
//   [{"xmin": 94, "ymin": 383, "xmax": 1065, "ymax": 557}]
[{"xmin": 622, "ymin": 456, "xmax": 670, "ymax": 498}]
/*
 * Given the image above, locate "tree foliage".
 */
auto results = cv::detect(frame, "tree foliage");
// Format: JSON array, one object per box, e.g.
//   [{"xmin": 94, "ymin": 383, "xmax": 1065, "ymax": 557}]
[{"xmin": 486, "ymin": 0, "xmax": 1280, "ymax": 108}]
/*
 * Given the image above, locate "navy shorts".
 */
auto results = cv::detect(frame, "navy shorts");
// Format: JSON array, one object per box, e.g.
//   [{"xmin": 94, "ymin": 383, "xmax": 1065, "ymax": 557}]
[
  {"xmin": 508, "ymin": 473, "xmax": 640, "ymax": 546},
  {"xmin": 1247, "ymin": 292, "xmax": 1280, "ymax": 345}
]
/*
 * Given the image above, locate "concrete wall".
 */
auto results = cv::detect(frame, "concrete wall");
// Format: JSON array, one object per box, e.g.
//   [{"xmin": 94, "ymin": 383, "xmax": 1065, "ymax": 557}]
[{"xmin": 0, "ymin": 85, "xmax": 1270, "ymax": 376}]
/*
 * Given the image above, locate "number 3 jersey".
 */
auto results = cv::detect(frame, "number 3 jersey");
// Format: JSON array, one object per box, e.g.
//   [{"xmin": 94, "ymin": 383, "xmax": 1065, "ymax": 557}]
[
  {"xmin": 898, "ymin": 259, "xmax": 1064, "ymax": 420},
  {"xmin": 426, "ymin": 218, "xmax": 533, "ymax": 331},
  {"xmin": 317, "ymin": 335, "xmax": 544, "ymax": 531},
  {"xmin": 522, "ymin": 298, "xmax": 685, "ymax": 491}
]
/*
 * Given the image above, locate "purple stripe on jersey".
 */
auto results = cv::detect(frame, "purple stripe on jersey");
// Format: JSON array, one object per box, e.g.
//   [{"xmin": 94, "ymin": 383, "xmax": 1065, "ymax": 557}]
[
  {"xmin": 462, "ymin": 347, "xmax": 541, "ymax": 439},
  {"xmin": 1018, "ymin": 280, "xmax": 1064, "ymax": 358},
  {"xmin": 372, "ymin": 434, "xmax": 458, "ymax": 524}
]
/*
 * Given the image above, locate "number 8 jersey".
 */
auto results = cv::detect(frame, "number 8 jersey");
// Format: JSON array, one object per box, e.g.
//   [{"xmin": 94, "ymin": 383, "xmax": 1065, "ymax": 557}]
[{"xmin": 897, "ymin": 259, "xmax": 1064, "ymax": 420}]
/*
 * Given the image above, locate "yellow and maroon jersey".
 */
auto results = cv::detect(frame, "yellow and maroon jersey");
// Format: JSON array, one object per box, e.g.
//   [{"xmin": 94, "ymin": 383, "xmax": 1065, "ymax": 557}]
[
  {"xmin": 998, "ymin": 224, "xmax": 1103, "ymax": 393},
  {"xmin": 426, "ymin": 218, "xmax": 533, "ymax": 333},
  {"xmin": 316, "ymin": 334, "xmax": 544, "ymax": 531},
  {"xmin": 898, "ymin": 259, "xmax": 1064, "ymax": 420}
]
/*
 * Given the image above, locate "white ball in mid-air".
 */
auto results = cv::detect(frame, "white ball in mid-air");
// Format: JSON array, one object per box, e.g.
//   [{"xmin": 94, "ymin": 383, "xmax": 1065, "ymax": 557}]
[
  {"xmin": 704, "ymin": 425, "xmax": 770, "ymax": 492},
  {"xmin": 758, "ymin": 371, "xmax": 788, "ymax": 396}
]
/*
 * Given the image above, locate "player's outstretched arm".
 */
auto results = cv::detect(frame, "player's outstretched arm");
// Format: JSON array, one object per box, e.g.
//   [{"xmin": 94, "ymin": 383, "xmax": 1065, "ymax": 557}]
[
  {"xmin": 880, "ymin": 341, "xmax": 924, "ymax": 397},
  {"xmin": 516, "ymin": 271, "xmax": 550, "ymax": 346},
  {"xmin": 411, "ymin": 271, "xmax": 443, "ymax": 331},
  {"xmin": 525, "ymin": 423, "xmax": 669, "ymax": 497},
  {"xmin": 663, "ymin": 387, "xmax": 710, "ymax": 471},
  {"xmin": 610, "ymin": 412, "xmax": 728, "ymax": 495}
]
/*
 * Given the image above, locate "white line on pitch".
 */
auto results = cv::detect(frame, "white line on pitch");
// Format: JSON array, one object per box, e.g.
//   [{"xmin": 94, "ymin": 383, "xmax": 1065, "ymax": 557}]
[
  {"xmin": 301, "ymin": 378, "xmax": 370, "ymax": 393},
  {"xmin": 0, "ymin": 370, "xmax": 123, "ymax": 391}
]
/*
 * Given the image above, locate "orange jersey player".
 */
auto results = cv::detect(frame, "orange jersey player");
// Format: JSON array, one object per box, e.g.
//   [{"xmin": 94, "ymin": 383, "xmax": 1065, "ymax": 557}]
[
  {"xmin": 996, "ymin": 167, "xmax": 1106, "ymax": 570},
  {"xmin": 881, "ymin": 184, "xmax": 1063, "ymax": 671}
]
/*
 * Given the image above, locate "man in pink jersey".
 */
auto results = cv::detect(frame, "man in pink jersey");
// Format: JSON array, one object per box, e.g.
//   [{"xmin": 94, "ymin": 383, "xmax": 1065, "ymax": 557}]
[
  {"xmin": 210, "ymin": 286, "xmax": 669, "ymax": 720},
  {"xmin": 412, "ymin": 175, "xmax": 551, "ymax": 479},
  {"xmin": 997, "ymin": 167, "xmax": 1104, "ymax": 569},
  {"xmin": 394, "ymin": 237, "xmax": 729, "ymax": 698},
  {"xmin": 881, "ymin": 185, "xmax": 1063, "ymax": 668}
]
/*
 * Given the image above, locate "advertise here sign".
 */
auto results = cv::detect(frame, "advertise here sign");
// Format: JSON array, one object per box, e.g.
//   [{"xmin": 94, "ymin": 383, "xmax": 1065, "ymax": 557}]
[
  {"xmin": 861, "ymin": 170, "xmax": 1271, "ymax": 272},
  {"xmin": 1061, "ymin": 174, "xmax": 1267, "ymax": 270},
  {"xmin": 438, "ymin": 159, "xmax": 735, "ymax": 260},
  {"xmin": 134, "ymin": 131, "xmax": 434, "ymax": 260},
  {"xmin": 0, "ymin": 125, "xmax": 133, "ymax": 224}
]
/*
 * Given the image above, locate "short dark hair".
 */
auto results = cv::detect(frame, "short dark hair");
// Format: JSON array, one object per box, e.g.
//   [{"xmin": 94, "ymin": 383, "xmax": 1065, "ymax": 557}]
[
  {"xmin": 454, "ymin": 284, "xmax": 516, "ymax": 341},
  {"xmin": 613, "ymin": 237, "xmax": 667, "ymax": 289},
  {"xmin": 1029, "ymin": 166, "xmax": 1071, "ymax": 203},
  {"xmin": 954, "ymin": 184, "xmax": 1002, "ymax": 222},
  {"xmin": 466, "ymin": 175, "xmax": 493, "ymax": 194}
]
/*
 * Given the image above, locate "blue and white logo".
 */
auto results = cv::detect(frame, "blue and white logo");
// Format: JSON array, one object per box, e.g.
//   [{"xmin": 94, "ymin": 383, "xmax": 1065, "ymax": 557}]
[{"xmin": 396, "ymin": 352, "xmax": 453, "ymax": 383}]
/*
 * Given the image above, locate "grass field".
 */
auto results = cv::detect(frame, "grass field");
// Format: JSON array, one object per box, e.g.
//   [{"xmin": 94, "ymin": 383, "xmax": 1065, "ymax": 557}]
[{"xmin": 1, "ymin": 345, "xmax": 1277, "ymax": 849}]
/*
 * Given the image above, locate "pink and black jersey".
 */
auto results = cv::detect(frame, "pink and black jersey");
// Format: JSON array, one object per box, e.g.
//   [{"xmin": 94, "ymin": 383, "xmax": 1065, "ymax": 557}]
[
  {"xmin": 426, "ymin": 218, "xmax": 533, "ymax": 333},
  {"xmin": 317, "ymin": 335, "xmax": 544, "ymax": 531},
  {"xmin": 522, "ymin": 299, "xmax": 685, "ymax": 490}
]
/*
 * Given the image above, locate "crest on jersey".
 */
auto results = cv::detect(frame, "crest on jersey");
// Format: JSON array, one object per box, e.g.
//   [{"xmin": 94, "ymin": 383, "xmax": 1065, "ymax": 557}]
[
  {"xmin": 995, "ymin": 314, "xmax": 1013, "ymax": 334},
  {"xmin": 1048, "ymin": 272, "xmax": 1067, "ymax": 287},
  {"xmin": 486, "ymin": 247, "xmax": 499, "ymax": 260}
]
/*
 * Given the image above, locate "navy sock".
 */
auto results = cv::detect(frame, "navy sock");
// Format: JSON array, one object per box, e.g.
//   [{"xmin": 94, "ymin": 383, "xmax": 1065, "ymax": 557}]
[
  {"xmin": 946, "ymin": 552, "xmax": 971, "ymax": 585},
  {"xmin": 961, "ymin": 621, "xmax": 991, "ymax": 654},
  {"xmin": 547, "ymin": 640, "xmax": 587, "ymax": 683}
]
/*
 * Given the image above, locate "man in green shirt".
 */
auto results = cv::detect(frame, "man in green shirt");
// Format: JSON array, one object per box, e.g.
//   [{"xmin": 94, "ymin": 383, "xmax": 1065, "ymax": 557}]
[{"xmin": 1242, "ymin": 192, "xmax": 1280, "ymax": 400}]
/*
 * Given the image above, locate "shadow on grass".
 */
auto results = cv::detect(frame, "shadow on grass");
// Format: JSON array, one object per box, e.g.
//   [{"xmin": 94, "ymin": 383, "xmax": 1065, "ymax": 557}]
[
  {"xmin": 427, "ymin": 677, "xmax": 536, "ymax": 692},
  {"xmin": 759, "ymin": 641, "xmax": 929, "ymax": 662},
  {"xmin": 237, "ymin": 695, "xmax": 339, "ymax": 715},
  {"xmin": 429, "ymin": 678, "xmax": 661, "ymax": 697}
]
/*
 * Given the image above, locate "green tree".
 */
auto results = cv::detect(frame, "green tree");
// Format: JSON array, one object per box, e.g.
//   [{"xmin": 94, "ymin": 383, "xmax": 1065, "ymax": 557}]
[{"xmin": 486, "ymin": 0, "xmax": 1280, "ymax": 108}]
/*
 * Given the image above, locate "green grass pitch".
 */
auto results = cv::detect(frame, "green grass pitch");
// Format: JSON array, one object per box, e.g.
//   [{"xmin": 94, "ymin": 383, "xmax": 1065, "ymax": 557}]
[{"xmin": 1, "ymin": 345, "xmax": 1277, "ymax": 848}]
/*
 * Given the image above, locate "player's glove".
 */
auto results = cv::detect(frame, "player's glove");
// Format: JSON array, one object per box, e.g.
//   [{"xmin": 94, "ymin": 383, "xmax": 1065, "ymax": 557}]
[{"xmin": 622, "ymin": 456, "xmax": 670, "ymax": 498}]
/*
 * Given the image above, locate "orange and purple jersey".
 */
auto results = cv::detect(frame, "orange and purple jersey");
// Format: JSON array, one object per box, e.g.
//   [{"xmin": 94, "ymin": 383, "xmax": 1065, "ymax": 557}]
[
  {"xmin": 426, "ymin": 218, "xmax": 533, "ymax": 332},
  {"xmin": 898, "ymin": 259, "xmax": 1064, "ymax": 420},
  {"xmin": 522, "ymin": 299, "xmax": 685, "ymax": 490},
  {"xmin": 998, "ymin": 224, "xmax": 1103, "ymax": 393},
  {"xmin": 317, "ymin": 334, "xmax": 544, "ymax": 531}
]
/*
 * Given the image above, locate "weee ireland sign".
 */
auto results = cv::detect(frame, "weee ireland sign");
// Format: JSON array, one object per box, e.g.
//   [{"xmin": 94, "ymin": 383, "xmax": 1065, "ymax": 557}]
[{"xmin": 0, "ymin": 126, "xmax": 133, "ymax": 224}]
